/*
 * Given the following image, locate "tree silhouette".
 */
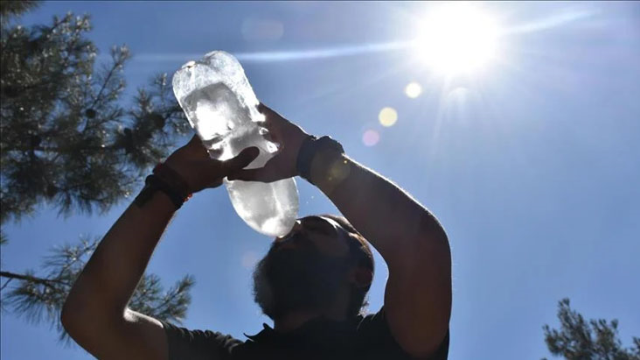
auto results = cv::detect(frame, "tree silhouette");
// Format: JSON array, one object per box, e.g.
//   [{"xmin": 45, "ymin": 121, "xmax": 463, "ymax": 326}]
[
  {"xmin": 1, "ymin": 1, "xmax": 194, "ymax": 341},
  {"xmin": 1, "ymin": 2, "xmax": 188, "ymax": 224},
  {"xmin": 1, "ymin": 238, "xmax": 194, "ymax": 342},
  {"xmin": 543, "ymin": 298, "xmax": 640, "ymax": 360}
]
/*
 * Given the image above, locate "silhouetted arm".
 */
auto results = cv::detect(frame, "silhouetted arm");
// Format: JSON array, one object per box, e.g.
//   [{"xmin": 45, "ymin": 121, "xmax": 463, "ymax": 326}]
[
  {"xmin": 61, "ymin": 192, "xmax": 174, "ymax": 360},
  {"xmin": 311, "ymin": 153, "xmax": 452, "ymax": 358},
  {"xmin": 61, "ymin": 137, "xmax": 258, "ymax": 360}
]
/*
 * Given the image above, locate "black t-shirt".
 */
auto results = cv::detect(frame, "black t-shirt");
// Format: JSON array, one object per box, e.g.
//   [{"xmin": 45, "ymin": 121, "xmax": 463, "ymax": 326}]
[{"xmin": 162, "ymin": 308, "xmax": 449, "ymax": 360}]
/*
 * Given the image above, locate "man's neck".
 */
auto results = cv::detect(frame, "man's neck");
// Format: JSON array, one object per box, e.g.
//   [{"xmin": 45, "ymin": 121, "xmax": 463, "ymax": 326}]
[
  {"xmin": 274, "ymin": 306, "xmax": 348, "ymax": 332},
  {"xmin": 273, "ymin": 288, "xmax": 350, "ymax": 332},
  {"xmin": 274, "ymin": 310, "xmax": 321, "ymax": 332}
]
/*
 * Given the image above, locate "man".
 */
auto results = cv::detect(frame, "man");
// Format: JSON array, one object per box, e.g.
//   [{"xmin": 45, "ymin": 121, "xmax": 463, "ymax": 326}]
[{"xmin": 61, "ymin": 104, "xmax": 452, "ymax": 360}]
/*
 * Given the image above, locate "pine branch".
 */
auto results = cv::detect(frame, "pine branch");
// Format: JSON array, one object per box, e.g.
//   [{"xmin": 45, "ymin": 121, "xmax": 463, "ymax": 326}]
[
  {"xmin": 0, "ymin": 0, "xmax": 40, "ymax": 21},
  {"xmin": 543, "ymin": 298, "xmax": 640, "ymax": 359},
  {"xmin": 1, "ymin": 9, "xmax": 186, "ymax": 225},
  {"xmin": 1, "ymin": 278, "xmax": 13, "ymax": 291},
  {"xmin": 0, "ymin": 270, "xmax": 65, "ymax": 289},
  {"xmin": 88, "ymin": 47, "xmax": 128, "ymax": 111},
  {"xmin": 1, "ymin": 236, "xmax": 195, "ymax": 341}
]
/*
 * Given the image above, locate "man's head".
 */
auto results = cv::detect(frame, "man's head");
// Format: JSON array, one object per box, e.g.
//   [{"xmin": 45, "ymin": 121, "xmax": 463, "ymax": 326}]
[{"xmin": 253, "ymin": 214, "xmax": 374, "ymax": 322}]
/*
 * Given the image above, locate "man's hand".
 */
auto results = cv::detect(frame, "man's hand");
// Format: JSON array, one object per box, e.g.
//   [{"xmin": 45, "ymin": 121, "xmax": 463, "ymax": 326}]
[
  {"xmin": 165, "ymin": 135, "xmax": 259, "ymax": 192},
  {"xmin": 228, "ymin": 103, "xmax": 309, "ymax": 183}
]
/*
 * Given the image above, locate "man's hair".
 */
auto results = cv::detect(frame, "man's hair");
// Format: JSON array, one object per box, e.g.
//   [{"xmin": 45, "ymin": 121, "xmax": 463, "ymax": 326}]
[{"xmin": 319, "ymin": 214, "xmax": 374, "ymax": 317}]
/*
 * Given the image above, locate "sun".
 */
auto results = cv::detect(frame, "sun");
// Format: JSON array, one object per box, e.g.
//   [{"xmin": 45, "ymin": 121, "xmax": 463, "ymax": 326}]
[{"xmin": 413, "ymin": 3, "xmax": 501, "ymax": 76}]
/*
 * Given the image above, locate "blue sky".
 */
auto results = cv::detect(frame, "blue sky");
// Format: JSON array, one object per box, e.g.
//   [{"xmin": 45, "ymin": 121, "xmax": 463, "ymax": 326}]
[{"xmin": 2, "ymin": 1, "xmax": 640, "ymax": 359}]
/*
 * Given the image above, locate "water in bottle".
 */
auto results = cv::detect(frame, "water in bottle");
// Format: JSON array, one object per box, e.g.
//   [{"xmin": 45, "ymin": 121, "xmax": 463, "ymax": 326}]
[{"xmin": 172, "ymin": 51, "xmax": 299, "ymax": 237}]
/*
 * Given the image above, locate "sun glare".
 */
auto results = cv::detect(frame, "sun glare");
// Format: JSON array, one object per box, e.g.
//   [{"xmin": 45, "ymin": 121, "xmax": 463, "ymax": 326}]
[
  {"xmin": 379, "ymin": 107, "xmax": 398, "ymax": 127},
  {"xmin": 414, "ymin": 3, "xmax": 501, "ymax": 76},
  {"xmin": 405, "ymin": 82, "xmax": 423, "ymax": 98}
]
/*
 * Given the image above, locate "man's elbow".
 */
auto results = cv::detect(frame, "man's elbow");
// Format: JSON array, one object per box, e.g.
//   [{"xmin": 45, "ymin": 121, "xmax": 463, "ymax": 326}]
[
  {"xmin": 60, "ymin": 296, "xmax": 82, "ymax": 339},
  {"xmin": 60, "ymin": 291, "xmax": 99, "ymax": 340},
  {"xmin": 402, "ymin": 330, "xmax": 448, "ymax": 359}
]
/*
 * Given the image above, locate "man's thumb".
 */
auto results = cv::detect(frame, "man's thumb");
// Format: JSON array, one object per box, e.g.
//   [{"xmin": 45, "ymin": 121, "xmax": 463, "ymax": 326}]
[{"xmin": 223, "ymin": 147, "xmax": 260, "ymax": 171}]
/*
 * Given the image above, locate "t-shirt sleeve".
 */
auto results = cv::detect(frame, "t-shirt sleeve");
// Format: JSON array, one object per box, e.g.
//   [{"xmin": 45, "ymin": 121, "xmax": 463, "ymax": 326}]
[
  {"xmin": 161, "ymin": 321, "xmax": 243, "ymax": 360},
  {"xmin": 358, "ymin": 308, "xmax": 450, "ymax": 360}
]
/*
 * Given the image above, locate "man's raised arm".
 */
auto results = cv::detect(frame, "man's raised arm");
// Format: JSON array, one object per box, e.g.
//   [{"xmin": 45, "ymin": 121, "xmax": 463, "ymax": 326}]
[
  {"xmin": 230, "ymin": 104, "xmax": 452, "ymax": 358},
  {"xmin": 61, "ymin": 137, "xmax": 257, "ymax": 360},
  {"xmin": 312, "ymin": 150, "xmax": 451, "ymax": 358}
]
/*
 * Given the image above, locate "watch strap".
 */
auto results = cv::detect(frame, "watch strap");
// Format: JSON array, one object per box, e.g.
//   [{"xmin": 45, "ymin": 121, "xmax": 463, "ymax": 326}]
[
  {"xmin": 296, "ymin": 135, "xmax": 318, "ymax": 181},
  {"xmin": 133, "ymin": 163, "xmax": 193, "ymax": 210},
  {"xmin": 153, "ymin": 163, "xmax": 192, "ymax": 199},
  {"xmin": 296, "ymin": 135, "xmax": 346, "ymax": 185}
]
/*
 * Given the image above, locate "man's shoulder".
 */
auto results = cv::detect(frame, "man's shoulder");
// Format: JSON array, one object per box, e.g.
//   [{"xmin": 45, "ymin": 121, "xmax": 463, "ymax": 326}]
[
  {"xmin": 161, "ymin": 312, "xmax": 449, "ymax": 360},
  {"xmin": 353, "ymin": 308, "xmax": 394, "ymax": 337},
  {"xmin": 355, "ymin": 308, "xmax": 450, "ymax": 360},
  {"xmin": 162, "ymin": 320, "xmax": 243, "ymax": 360}
]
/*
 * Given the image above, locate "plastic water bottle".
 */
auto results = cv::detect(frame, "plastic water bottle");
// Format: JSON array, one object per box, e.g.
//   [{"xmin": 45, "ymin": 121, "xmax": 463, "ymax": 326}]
[{"xmin": 172, "ymin": 51, "xmax": 299, "ymax": 237}]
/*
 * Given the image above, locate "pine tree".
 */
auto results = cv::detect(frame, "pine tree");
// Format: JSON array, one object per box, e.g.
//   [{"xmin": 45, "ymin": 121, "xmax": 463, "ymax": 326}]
[
  {"xmin": 1, "ymin": 2, "xmax": 189, "ymax": 224},
  {"xmin": 1, "ymin": 1, "xmax": 194, "ymax": 340},
  {"xmin": 543, "ymin": 298, "xmax": 640, "ymax": 360},
  {"xmin": 0, "ymin": 238, "xmax": 194, "ymax": 342}
]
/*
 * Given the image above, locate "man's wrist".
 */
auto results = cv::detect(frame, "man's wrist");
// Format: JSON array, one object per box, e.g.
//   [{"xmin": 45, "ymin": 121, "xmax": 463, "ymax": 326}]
[
  {"xmin": 309, "ymin": 150, "xmax": 351, "ymax": 193},
  {"xmin": 296, "ymin": 136, "xmax": 350, "ymax": 192},
  {"xmin": 133, "ymin": 164, "xmax": 193, "ymax": 210},
  {"xmin": 296, "ymin": 135, "xmax": 318, "ymax": 180},
  {"xmin": 132, "ymin": 185, "xmax": 178, "ymax": 214},
  {"xmin": 153, "ymin": 163, "xmax": 193, "ymax": 199}
]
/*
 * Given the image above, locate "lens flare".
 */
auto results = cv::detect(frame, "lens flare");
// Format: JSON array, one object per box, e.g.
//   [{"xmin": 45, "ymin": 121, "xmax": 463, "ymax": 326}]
[
  {"xmin": 362, "ymin": 129, "xmax": 380, "ymax": 147},
  {"xmin": 379, "ymin": 107, "xmax": 398, "ymax": 127},
  {"xmin": 405, "ymin": 82, "xmax": 423, "ymax": 98}
]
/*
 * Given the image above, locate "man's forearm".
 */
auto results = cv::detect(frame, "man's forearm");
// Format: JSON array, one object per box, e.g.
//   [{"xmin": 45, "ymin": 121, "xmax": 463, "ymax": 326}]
[
  {"xmin": 311, "ymin": 153, "xmax": 449, "ymax": 267},
  {"xmin": 63, "ymin": 192, "xmax": 176, "ymax": 322}
]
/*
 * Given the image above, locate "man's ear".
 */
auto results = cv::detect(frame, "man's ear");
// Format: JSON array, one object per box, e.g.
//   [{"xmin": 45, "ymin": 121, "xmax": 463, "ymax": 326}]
[{"xmin": 350, "ymin": 267, "xmax": 373, "ymax": 290}]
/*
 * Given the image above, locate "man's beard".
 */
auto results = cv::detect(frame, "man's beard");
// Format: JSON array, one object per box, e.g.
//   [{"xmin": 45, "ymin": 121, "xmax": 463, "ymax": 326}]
[{"xmin": 252, "ymin": 240, "xmax": 349, "ymax": 320}]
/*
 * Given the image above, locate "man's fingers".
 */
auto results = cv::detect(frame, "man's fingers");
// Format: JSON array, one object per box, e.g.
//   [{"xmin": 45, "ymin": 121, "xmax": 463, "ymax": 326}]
[
  {"xmin": 222, "ymin": 146, "xmax": 260, "ymax": 172},
  {"xmin": 227, "ymin": 168, "xmax": 264, "ymax": 182},
  {"xmin": 257, "ymin": 103, "xmax": 274, "ymax": 117},
  {"xmin": 258, "ymin": 126, "xmax": 280, "ymax": 146},
  {"xmin": 184, "ymin": 134, "xmax": 209, "ymax": 157},
  {"xmin": 207, "ymin": 178, "xmax": 224, "ymax": 188},
  {"xmin": 258, "ymin": 103, "xmax": 287, "ymax": 126},
  {"xmin": 186, "ymin": 134, "xmax": 202, "ymax": 148},
  {"xmin": 228, "ymin": 162, "xmax": 279, "ymax": 183}
]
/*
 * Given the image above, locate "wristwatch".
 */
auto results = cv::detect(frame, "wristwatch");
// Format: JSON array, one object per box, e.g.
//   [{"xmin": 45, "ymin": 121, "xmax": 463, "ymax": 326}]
[
  {"xmin": 296, "ymin": 136, "xmax": 349, "ymax": 188},
  {"xmin": 134, "ymin": 163, "xmax": 192, "ymax": 210}
]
